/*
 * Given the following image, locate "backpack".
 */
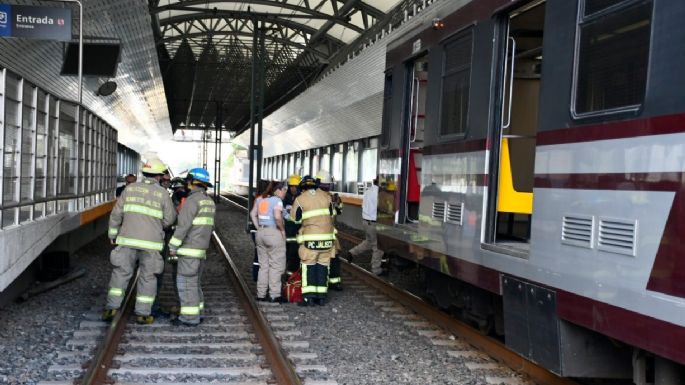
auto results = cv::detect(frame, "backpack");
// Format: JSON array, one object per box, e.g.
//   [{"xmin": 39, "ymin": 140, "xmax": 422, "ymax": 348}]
[{"xmin": 283, "ymin": 269, "xmax": 303, "ymax": 303}]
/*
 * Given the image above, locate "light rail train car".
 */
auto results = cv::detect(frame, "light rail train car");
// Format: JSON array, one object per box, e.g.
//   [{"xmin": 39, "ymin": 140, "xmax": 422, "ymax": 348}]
[
  {"xmin": 0, "ymin": 66, "xmax": 140, "ymax": 306},
  {"xmin": 376, "ymin": 0, "xmax": 685, "ymax": 382}
]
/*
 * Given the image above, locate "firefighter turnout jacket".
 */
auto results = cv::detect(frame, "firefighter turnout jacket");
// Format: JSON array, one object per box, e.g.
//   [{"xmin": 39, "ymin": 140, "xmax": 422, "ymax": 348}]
[
  {"xmin": 169, "ymin": 189, "xmax": 216, "ymax": 258},
  {"xmin": 109, "ymin": 177, "xmax": 177, "ymax": 251},
  {"xmin": 291, "ymin": 188, "xmax": 336, "ymax": 250}
]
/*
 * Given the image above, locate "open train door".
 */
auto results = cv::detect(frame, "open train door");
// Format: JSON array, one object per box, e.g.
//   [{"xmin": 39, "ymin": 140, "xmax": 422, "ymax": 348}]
[
  {"xmin": 485, "ymin": 0, "xmax": 545, "ymax": 257},
  {"xmin": 396, "ymin": 54, "xmax": 428, "ymax": 224}
]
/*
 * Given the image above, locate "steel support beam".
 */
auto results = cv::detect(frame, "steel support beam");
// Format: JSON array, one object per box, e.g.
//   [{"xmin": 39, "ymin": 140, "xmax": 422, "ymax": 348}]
[
  {"xmin": 247, "ymin": 17, "xmax": 259, "ymax": 224},
  {"xmin": 213, "ymin": 100, "xmax": 223, "ymax": 200}
]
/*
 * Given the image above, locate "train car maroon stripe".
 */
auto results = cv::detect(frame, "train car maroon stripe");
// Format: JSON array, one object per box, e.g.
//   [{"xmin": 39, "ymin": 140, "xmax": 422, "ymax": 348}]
[
  {"xmin": 534, "ymin": 171, "xmax": 685, "ymax": 299},
  {"xmin": 534, "ymin": 172, "xmax": 682, "ymax": 191},
  {"xmin": 536, "ymin": 112, "xmax": 685, "ymax": 146},
  {"xmin": 377, "ymin": 233, "xmax": 501, "ymax": 294},
  {"xmin": 557, "ymin": 290, "xmax": 685, "ymax": 365}
]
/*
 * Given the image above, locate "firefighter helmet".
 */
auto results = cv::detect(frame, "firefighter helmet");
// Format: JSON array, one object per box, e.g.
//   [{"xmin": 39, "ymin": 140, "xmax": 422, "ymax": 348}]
[
  {"xmin": 300, "ymin": 175, "xmax": 317, "ymax": 189},
  {"xmin": 287, "ymin": 174, "xmax": 302, "ymax": 186},
  {"xmin": 141, "ymin": 158, "xmax": 167, "ymax": 175},
  {"xmin": 170, "ymin": 177, "xmax": 186, "ymax": 190},
  {"xmin": 187, "ymin": 167, "xmax": 213, "ymax": 187},
  {"xmin": 315, "ymin": 170, "xmax": 331, "ymax": 184}
]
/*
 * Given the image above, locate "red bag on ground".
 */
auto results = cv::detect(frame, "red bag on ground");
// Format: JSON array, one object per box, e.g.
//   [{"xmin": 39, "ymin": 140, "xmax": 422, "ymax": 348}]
[{"xmin": 283, "ymin": 269, "xmax": 303, "ymax": 303}]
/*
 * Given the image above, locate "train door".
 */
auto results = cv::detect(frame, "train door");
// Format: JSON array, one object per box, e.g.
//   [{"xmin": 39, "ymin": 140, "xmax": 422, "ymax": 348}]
[
  {"xmin": 398, "ymin": 55, "xmax": 428, "ymax": 224},
  {"xmin": 486, "ymin": 0, "xmax": 545, "ymax": 255}
]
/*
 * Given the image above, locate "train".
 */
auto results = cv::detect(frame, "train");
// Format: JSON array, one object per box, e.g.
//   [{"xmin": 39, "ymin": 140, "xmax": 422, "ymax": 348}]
[
  {"xmin": 376, "ymin": 0, "xmax": 685, "ymax": 382},
  {"xmin": 0, "ymin": 65, "xmax": 140, "ymax": 305},
  {"xmin": 255, "ymin": 0, "xmax": 685, "ymax": 382}
]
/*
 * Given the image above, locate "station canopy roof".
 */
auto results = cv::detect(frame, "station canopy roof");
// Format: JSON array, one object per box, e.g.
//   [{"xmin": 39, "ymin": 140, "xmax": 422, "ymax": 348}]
[{"xmin": 150, "ymin": 0, "xmax": 403, "ymax": 136}]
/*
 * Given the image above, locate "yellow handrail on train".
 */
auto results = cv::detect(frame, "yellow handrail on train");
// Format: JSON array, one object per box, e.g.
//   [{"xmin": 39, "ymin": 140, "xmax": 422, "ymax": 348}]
[{"xmin": 497, "ymin": 137, "xmax": 533, "ymax": 214}]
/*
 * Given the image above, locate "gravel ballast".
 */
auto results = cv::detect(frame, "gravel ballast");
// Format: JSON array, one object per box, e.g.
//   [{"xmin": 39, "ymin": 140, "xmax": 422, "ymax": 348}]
[
  {"xmin": 0, "ymin": 236, "xmax": 113, "ymax": 385},
  {"xmin": 215, "ymin": 202, "xmax": 531, "ymax": 385}
]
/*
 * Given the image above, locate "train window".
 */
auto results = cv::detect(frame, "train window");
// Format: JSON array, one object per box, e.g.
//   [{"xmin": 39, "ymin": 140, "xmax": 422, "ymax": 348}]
[
  {"xmin": 574, "ymin": 0, "xmax": 652, "ymax": 116},
  {"xmin": 440, "ymin": 31, "xmax": 473, "ymax": 136},
  {"xmin": 584, "ymin": 0, "xmax": 628, "ymax": 16},
  {"xmin": 380, "ymin": 72, "xmax": 392, "ymax": 146}
]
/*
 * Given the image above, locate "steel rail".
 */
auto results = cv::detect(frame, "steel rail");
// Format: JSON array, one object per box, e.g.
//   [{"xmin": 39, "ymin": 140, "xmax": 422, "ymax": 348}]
[
  {"xmin": 217, "ymin": 194, "xmax": 575, "ymax": 384},
  {"xmin": 81, "ymin": 271, "xmax": 138, "ymax": 385},
  {"xmin": 218, "ymin": 194, "xmax": 249, "ymax": 211},
  {"xmin": 222, "ymin": 191, "xmax": 249, "ymax": 201},
  {"xmin": 335, "ymin": 231, "xmax": 579, "ymax": 385},
  {"xmin": 211, "ymin": 232, "xmax": 302, "ymax": 385}
]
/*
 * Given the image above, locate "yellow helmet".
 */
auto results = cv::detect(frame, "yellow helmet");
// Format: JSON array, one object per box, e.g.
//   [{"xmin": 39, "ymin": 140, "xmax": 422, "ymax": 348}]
[
  {"xmin": 315, "ymin": 170, "xmax": 331, "ymax": 184},
  {"xmin": 141, "ymin": 158, "xmax": 167, "ymax": 174},
  {"xmin": 386, "ymin": 181, "xmax": 397, "ymax": 191},
  {"xmin": 287, "ymin": 174, "xmax": 302, "ymax": 186}
]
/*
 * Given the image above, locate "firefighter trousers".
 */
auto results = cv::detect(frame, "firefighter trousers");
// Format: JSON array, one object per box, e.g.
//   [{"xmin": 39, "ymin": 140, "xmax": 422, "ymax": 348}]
[
  {"xmin": 176, "ymin": 257, "xmax": 204, "ymax": 324},
  {"xmin": 153, "ymin": 229, "xmax": 178, "ymax": 313},
  {"xmin": 299, "ymin": 246, "xmax": 334, "ymax": 299},
  {"xmin": 329, "ymin": 256, "xmax": 342, "ymax": 285},
  {"xmin": 106, "ymin": 246, "xmax": 164, "ymax": 316},
  {"xmin": 256, "ymin": 227, "xmax": 286, "ymax": 299}
]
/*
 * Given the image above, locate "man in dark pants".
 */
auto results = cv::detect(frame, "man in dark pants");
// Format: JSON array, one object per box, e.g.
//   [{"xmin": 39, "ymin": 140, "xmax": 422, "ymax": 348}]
[{"xmin": 283, "ymin": 175, "xmax": 301, "ymax": 275}]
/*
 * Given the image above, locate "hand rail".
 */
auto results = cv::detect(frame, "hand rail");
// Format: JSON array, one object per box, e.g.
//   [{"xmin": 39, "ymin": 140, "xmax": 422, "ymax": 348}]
[
  {"xmin": 411, "ymin": 76, "xmax": 421, "ymax": 143},
  {"xmin": 502, "ymin": 37, "xmax": 516, "ymax": 130}
]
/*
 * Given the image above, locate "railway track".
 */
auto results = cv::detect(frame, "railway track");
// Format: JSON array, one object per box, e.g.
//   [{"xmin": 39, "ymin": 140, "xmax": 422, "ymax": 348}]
[
  {"xmin": 41, "ymin": 232, "xmax": 302, "ymax": 385},
  {"xmin": 219, "ymin": 192, "xmax": 577, "ymax": 385}
]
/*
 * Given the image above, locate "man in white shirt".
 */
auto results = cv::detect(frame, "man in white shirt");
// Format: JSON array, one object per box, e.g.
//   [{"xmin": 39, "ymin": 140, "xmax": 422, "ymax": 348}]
[{"xmin": 348, "ymin": 178, "xmax": 384, "ymax": 275}]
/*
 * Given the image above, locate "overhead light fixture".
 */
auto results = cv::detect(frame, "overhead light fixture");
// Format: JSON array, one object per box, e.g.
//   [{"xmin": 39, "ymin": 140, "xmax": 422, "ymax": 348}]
[
  {"xmin": 432, "ymin": 18, "xmax": 445, "ymax": 30},
  {"xmin": 96, "ymin": 81, "xmax": 117, "ymax": 96}
]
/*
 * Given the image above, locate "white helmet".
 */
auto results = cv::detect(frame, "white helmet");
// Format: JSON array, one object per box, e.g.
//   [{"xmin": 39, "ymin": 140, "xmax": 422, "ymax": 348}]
[{"xmin": 315, "ymin": 170, "xmax": 331, "ymax": 184}]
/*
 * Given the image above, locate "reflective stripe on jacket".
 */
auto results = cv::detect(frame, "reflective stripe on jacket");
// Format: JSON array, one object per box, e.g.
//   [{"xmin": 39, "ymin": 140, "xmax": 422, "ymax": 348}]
[
  {"xmin": 109, "ymin": 177, "xmax": 176, "ymax": 251},
  {"xmin": 169, "ymin": 188, "xmax": 215, "ymax": 258},
  {"xmin": 290, "ymin": 188, "xmax": 335, "ymax": 245}
]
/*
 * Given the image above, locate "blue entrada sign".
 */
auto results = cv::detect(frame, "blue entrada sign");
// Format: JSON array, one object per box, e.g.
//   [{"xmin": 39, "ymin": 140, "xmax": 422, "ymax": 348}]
[
  {"xmin": 0, "ymin": 4, "xmax": 71, "ymax": 42},
  {"xmin": 0, "ymin": 4, "xmax": 12, "ymax": 38}
]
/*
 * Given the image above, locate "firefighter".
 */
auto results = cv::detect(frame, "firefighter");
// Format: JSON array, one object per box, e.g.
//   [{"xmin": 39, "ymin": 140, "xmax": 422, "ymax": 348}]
[
  {"xmin": 170, "ymin": 177, "xmax": 188, "ymax": 209},
  {"xmin": 103, "ymin": 158, "xmax": 177, "ymax": 325},
  {"xmin": 316, "ymin": 172, "xmax": 344, "ymax": 291},
  {"xmin": 152, "ymin": 176, "xmax": 187, "ymax": 317},
  {"xmin": 283, "ymin": 175, "xmax": 302, "ymax": 274},
  {"xmin": 168, "ymin": 168, "xmax": 216, "ymax": 326},
  {"xmin": 291, "ymin": 172, "xmax": 336, "ymax": 306}
]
